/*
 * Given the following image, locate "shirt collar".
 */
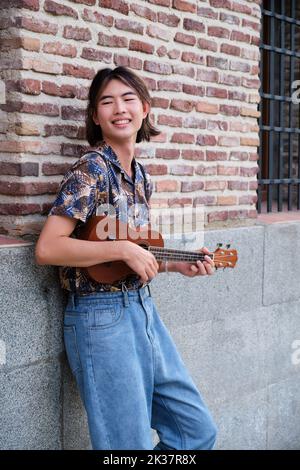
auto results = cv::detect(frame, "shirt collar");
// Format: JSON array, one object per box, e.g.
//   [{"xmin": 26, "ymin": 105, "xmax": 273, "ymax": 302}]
[{"xmin": 99, "ymin": 140, "xmax": 143, "ymax": 185}]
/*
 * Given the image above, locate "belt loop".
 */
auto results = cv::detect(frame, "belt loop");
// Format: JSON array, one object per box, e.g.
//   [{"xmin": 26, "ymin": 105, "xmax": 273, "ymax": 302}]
[
  {"xmin": 147, "ymin": 283, "xmax": 151, "ymax": 297},
  {"xmin": 121, "ymin": 282, "xmax": 129, "ymax": 307},
  {"xmin": 70, "ymin": 293, "xmax": 75, "ymax": 308}
]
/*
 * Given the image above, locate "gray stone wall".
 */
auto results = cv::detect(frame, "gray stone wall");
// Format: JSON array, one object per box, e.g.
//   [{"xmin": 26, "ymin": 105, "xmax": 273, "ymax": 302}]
[{"xmin": 1, "ymin": 220, "xmax": 300, "ymax": 450}]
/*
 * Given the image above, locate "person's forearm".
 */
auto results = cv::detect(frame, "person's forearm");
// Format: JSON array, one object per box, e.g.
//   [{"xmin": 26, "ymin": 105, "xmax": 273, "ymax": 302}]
[{"xmin": 35, "ymin": 236, "xmax": 128, "ymax": 267}]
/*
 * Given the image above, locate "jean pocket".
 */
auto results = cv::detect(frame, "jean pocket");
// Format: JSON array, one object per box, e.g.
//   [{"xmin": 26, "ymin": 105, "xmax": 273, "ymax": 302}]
[
  {"xmin": 63, "ymin": 325, "xmax": 82, "ymax": 374},
  {"xmin": 89, "ymin": 304, "xmax": 124, "ymax": 330}
]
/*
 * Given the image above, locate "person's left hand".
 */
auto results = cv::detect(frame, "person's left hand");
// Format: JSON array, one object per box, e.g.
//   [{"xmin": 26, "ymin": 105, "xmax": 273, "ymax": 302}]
[{"xmin": 174, "ymin": 247, "xmax": 215, "ymax": 277}]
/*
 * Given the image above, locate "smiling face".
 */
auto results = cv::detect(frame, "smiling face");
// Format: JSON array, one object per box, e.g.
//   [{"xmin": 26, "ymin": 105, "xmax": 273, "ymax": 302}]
[{"xmin": 93, "ymin": 78, "xmax": 150, "ymax": 144}]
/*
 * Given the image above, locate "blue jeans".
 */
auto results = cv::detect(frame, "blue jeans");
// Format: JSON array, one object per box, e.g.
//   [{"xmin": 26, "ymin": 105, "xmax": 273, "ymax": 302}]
[{"xmin": 64, "ymin": 284, "xmax": 217, "ymax": 450}]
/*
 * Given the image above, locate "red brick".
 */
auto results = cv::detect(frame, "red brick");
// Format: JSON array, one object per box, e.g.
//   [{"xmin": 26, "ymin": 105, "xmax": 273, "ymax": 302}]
[
  {"xmin": 182, "ymin": 150, "xmax": 205, "ymax": 161},
  {"xmin": 183, "ymin": 18, "xmax": 205, "ymax": 32},
  {"xmin": 196, "ymin": 102, "xmax": 219, "ymax": 114},
  {"xmin": 168, "ymin": 197, "xmax": 192, "ymax": 207},
  {"xmin": 242, "ymin": 18, "xmax": 260, "ymax": 32},
  {"xmin": 220, "ymin": 104, "xmax": 240, "ymax": 116},
  {"xmin": 144, "ymin": 60, "xmax": 172, "ymax": 75},
  {"xmin": 195, "ymin": 165, "xmax": 217, "ymax": 175},
  {"xmin": 207, "ymin": 120, "xmax": 228, "ymax": 131},
  {"xmin": 170, "ymin": 99, "xmax": 194, "ymax": 112},
  {"xmin": 156, "ymin": 149, "xmax": 180, "ymax": 159},
  {"xmin": 170, "ymin": 165, "xmax": 194, "ymax": 176},
  {"xmin": 43, "ymin": 41, "xmax": 77, "ymax": 57},
  {"xmin": 218, "ymin": 136, "xmax": 240, "ymax": 147},
  {"xmin": 170, "ymin": 133, "xmax": 195, "ymax": 144},
  {"xmin": 81, "ymin": 47, "xmax": 112, "ymax": 62},
  {"xmin": 197, "ymin": 69, "xmax": 219, "ymax": 83},
  {"xmin": 42, "ymin": 81, "xmax": 77, "ymax": 98},
  {"xmin": 173, "ymin": 0, "xmax": 196, "ymax": 13},
  {"xmin": 231, "ymin": 30, "xmax": 251, "ymax": 43},
  {"xmin": 217, "ymin": 165, "xmax": 239, "ymax": 175},
  {"xmin": 208, "ymin": 26, "xmax": 230, "ymax": 39},
  {"xmin": 157, "ymin": 115, "xmax": 182, "ymax": 127},
  {"xmin": 240, "ymin": 166, "xmax": 259, "ymax": 177},
  {"xmin": 144, "ymin": 164, "xmax": 168, "ymax": 175},
  {"xmin": 63, "ymin": 25, "xmax": 91, "ymax": 41},
  {"xmin": 217, "ymin": 196, "xmax": 237, "ymax": 205},
  {"xmin": 130, "ymin": 3, "xmax": 157, "ymax": 22},
  {"xmin": 113, "ymin": 55, "xmax": 142, "ymax": 69},
  {"xmin": 181, "ymin": 51, "xmax": 205, "ymax": 65},
  {"xmin": 172, "ymin": 64, "xmax": 195, "ymax": 78},
  {"xmin": 232, "ymin": 1, "xmax": 252, "ymax": 15},
  {"xmin": 0, "ymin": 161, "xmax": 38, "ymax": 176},
  {"xmin": 219, "ymin": 74, "xmax": 241, "ymax": 87},
  {"xmin": 197, "ymin": 38, "xmax": 218, "ymax": 52},
  {"xmin": 0, "ymin": 204, "xmax": 41, "ymax": 215},
  {"xmin": 157, "ymin": 80, "xmax": 182, "ymax": 92},
  {"xmin": 220, "ymin": 43, "xmax": 241, "ymax": 56},
  {"xmin": 98, "ymin": 32, "xmax": 128, "ymax": 47},
  {"xmin": 197, "ymin": 6, "xmax": 218, "ymax": 19},
  {"xmin": 63, "ymin": 64, "xmax": 94, "ymax": 79},
  {"xmin": 197, "ymin": 135, "xmax": 217, "ymax": 146},
  {"xmin": 99, "ymin": 0, "xmax": 129, "ymax": 15},
  {"xmin": 81, "ymin": 8, "xmax": 113, "ymax": 26},
  {"xmin": 228, "ymin": 181, "xmax": 248, "ymax": 190},
  {"xmin": 8, "ymin": 0, "xmax": 39, "ymax": 10},
  {"xmin": 21, "ymin": 102, "xmax": 59, "ymax": 116},
  {"xmin": 206, "ymin": 183, "xmax": 230, "ymax": 195},
  {"xmin": 230, "ymin": 60, "xmax": 251, "ymax": 73},
  {"xmin": 210, "ymin": 0, "xmax": 232, "ymax": 9},
  {"xmin": 42, "ymin": 163, "xmax": 72, "ymax": 176},
  {"xmin": 208, "ymin": 211, "xmax": 228, "ymax": 222},
  {"xmin": 220, "ymin": 12, "xmax": 240, "ymax": 25},
  {"xmin": 207, "ymin": 56, "xmax": 228, "ymax": 70},
  {"xmin": 61, "ymin": 106, "xmax": 86, "ymax": 121},
  {"xmin": 0, "ymin": 181, "xmax": 58, "ymax": 195},
  {"xmin": 206, "ymin": 87, "xmax": 228, "ymax": 99},
  {"xmin": 61, "ymin": 143, "xmax": 87, "ymax": 156},
  {"xmin": 194, "ymin": 196, "xmax": 216, "ymax": 206},
  {"xmin": 16, "ymin": 16, "xmax": 58, "ymax": 35},
  {"xmin": 44, "ymin": 0, "xmax": 78, "ymax": 18},
  {"xmin": 6, "ymin": 79, "xmax": 41, "ymax": 95},
  {"xmin": 174, "ymin": 32, "xmax": 196, "ymax": 46},
  {"xmin": 158, "ymin": 12, "xmax": 180, "ymax": 27},
  {"xmin": 129, "ymin": 40, "xmax": 154, "ymax": 54},
  {"xmin": 115, "ymin": 19, "xmax": 144, "ymax": 34},
  {"xmin": 206, "ymin": 151, "xmax": 227, "ymax": 161},
  {"xmin": 183, "ymin": 85, "xmax": 205, "ymax": 97},
  {"xmin": 147, "ymin": 25, "xmax": 171, "ymax": 42},
  {"xmin": 156, "ymin": 45, "xmax": 168, "ymax": 57},
  {"xmin": 183, "ymin": 116, "xmax": 206, "ymax": 128},
  {"xmin": 181, "ymin": 181, "xmax": 204, "ymax": 192},
  {"xmin": 151, "ymin": 97, "xmax": 170, "ymax": 109},
  {"xmin": 156, "ymin": 180, "xmax": 179, "ymax": 192}
]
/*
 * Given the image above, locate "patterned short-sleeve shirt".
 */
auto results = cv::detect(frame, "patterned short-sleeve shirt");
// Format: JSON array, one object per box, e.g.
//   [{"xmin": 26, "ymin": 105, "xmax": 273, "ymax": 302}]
[{"xmin": 48, "ymin": 140, "xmax": 153, "ymax": 294}]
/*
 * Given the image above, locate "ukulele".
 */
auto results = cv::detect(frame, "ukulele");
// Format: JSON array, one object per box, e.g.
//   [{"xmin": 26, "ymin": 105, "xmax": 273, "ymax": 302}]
[{"xmin": 77, "ymin": 215, "xmax": 238, "ymax": 283}]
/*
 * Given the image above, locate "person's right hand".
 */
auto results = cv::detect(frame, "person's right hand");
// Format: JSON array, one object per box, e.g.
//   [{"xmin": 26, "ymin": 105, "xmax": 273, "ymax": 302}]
[{"xmin": 120, "ymin": 241, "xmax": 159, "ymax": 283}]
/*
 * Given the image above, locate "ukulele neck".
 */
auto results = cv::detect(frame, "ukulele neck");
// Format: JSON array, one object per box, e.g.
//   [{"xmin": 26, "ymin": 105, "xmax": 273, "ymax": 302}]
[{"xmin": 148, "ymin": 246, "xmax": 213, "ymax": 263}]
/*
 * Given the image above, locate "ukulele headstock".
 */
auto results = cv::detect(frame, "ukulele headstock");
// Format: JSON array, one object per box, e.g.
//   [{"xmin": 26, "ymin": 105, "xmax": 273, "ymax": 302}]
[{"xmin": 213, "ymin": 244, "xmax": 238, "ymax": 270}]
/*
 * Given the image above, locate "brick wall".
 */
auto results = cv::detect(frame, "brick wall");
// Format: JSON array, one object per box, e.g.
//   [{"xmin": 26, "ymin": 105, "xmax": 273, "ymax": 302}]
[{"xmin": 0, "ymin": 0, "xmax": 261, "ymax": 240}]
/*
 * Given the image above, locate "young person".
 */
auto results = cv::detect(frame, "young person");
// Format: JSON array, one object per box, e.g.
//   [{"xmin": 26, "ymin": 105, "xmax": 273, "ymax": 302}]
[{"xmin": 35, "ymin": 66, "xmax": 217, "ymax": 450}]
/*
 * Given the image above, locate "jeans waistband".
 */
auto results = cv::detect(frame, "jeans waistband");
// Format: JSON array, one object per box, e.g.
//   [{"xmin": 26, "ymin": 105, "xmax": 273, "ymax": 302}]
[{"xmin": 68, "ymin": 283, "xmax": 151, "ymax": 308}]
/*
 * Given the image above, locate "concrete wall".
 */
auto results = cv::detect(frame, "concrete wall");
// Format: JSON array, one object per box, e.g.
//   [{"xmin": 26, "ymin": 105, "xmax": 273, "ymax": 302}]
[{"xmin": 1, "ymin": 219, "xmax": 300, "ymax": 449}]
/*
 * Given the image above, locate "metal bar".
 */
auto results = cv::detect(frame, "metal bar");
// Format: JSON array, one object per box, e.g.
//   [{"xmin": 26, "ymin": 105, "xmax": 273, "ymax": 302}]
[
  {"xmin": 260, "ymin": 178, "xmax": 300, "ymax": 184},
  {"xmin": 260, "ymin": 44, "xmax": 300, "ymax": 59},
  {"xmin": 257, "ymin": 0, "xmax": 265, "ymax": 213},
  {"xmin": 278, "ymin": 0, "xmax": 285, "ymax": 211},
  {"xmin": 288, "ymin": 0, "xmax": 295, "ymax": 210},
  {"xmin": 262, "ymin": 8, "xmax": 300, "ymax": 26},
  {"xmin": 260, "ymin": 93, "xmax": 293, "ymax": 102},
  {"xmin": 268, "ymin": 0, "xmax": 275, "ymax": 212},
  {"xmin": 261, "ymin": 125, "xmax": 300, "ymax": 133}
]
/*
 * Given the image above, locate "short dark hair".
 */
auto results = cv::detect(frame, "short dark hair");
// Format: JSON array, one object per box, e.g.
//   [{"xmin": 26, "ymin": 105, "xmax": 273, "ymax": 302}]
[{"xmin": 86, "ymin": 66, "xmax": 161, "ymax": 146}]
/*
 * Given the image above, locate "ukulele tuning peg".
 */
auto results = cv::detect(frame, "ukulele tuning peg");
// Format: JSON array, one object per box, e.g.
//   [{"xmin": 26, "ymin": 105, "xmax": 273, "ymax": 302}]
[
  {"xmin": 217, "ymin": 243, "xmax": 223, "ymax": 248},
  {"xmin": 226, "ymin": 244, "xmax": 231, "ymax": 249}
]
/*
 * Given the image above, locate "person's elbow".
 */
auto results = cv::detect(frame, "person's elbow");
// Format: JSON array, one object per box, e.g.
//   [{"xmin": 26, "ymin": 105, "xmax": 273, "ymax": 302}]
[{"xmin": 35, "ymin": 241, "xmax": 49, "ymax": 265}]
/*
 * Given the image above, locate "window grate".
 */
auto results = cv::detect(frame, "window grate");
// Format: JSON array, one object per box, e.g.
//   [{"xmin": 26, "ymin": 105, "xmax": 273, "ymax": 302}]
[{"xmin": 257, "ymin": 0, "xmax": 300, "ymax": 213}]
